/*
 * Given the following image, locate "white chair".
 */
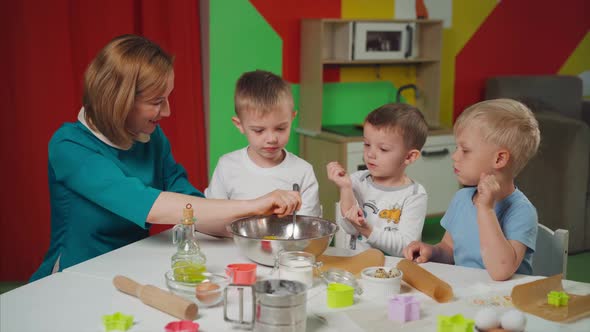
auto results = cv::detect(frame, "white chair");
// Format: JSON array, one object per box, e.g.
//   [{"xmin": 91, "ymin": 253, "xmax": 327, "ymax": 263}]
[{"xmin": 532, "ymin": 224, "xmax": 569, "ymax": 277}]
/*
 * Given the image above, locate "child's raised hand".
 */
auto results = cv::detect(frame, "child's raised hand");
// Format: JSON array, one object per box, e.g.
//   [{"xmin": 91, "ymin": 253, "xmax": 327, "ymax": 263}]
[
  {"xmin": 403, "ymin": 241, "xmax": 433, "ymax": 263},
  {"xmin": 326, "ymin": 161, "xmax": 351, "ymax": 189},
  {"xmin": 475, "ymin": 173, "xmax": 501, "ymax": 209}
]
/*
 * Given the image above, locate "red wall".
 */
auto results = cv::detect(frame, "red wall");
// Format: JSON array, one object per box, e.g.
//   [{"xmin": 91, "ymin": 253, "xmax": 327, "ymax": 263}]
[
  {"xmin": 0, "ymin": 0, "xmax": 207, "ymax": 281},
  {"xmin": 454, "ymin": 0, "xmax": 590, "ymax": 119}
]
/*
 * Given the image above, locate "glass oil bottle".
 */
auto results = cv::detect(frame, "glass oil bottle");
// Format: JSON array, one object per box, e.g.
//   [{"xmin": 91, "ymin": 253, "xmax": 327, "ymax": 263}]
[{"xmin": 171, "ymin": 203, "xmax": 207, "ymax": 283}]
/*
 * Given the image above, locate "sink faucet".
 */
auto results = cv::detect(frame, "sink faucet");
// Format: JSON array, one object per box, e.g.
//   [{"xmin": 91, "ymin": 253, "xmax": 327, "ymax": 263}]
[{"xmin": 396, "ymin": 84, "xmax": 419, "ymax": 103}]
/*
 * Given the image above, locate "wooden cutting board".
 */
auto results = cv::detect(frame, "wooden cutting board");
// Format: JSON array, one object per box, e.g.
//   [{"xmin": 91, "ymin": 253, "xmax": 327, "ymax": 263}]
[{"xmin": 316, "ymin": 248, "xmax": 385, "ymax": 276}]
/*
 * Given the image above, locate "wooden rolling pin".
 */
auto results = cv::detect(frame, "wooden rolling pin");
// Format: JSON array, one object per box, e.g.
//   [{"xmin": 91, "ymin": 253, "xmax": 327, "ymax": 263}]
[
  {"xmin": 113, "ymin": 275, "xmax": 198, "ymax": 320},
  {"xmin": 396, "ymin": 259, "xmax": 453, "ymax": 303},
  {"xmin": 317, "ymin": 248, "xmax": 385, "ymax": 275}
]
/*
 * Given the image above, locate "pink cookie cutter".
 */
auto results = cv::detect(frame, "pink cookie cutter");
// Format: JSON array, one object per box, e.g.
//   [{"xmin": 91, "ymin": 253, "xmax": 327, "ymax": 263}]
[
  {"xmin": 388, "ymin": 295, "xmax": 420, "ymax": 322},
  {"xmin": 164, "ymin": 320, "xmax": 199, "ymax": 332},
  {"xmin": 226, "ymin": 263, "xmax": 257, "ymax": 285}
]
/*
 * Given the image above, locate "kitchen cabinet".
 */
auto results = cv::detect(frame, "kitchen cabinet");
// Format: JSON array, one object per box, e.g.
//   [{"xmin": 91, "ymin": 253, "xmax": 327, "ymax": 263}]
[{"xmin": 299, "ymin": 18, "xmax": 443, "ymax": 133}]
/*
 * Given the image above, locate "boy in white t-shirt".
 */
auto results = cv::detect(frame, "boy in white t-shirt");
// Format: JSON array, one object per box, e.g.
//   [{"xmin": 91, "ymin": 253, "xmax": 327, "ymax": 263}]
[
  {"xmin": 327, "ymin": 103, "xmax": 429, "ymax": 256},
  {"xmin": 205, "ymin": 70, "xmax": 321, "ymax": 216}
]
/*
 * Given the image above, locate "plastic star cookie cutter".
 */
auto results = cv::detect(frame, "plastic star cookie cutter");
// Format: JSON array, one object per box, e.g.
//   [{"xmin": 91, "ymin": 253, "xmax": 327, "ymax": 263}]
[
  {"xmin": 437, "ymin": 314, "xmax": 475, "ymax": 332},
  {"xmin": 547, "ymin": 290, "xmax": 570, "ymax": 307},
  {"xmin": 102, "ymin": 312, "xmax": 133, "ymax": 332}
]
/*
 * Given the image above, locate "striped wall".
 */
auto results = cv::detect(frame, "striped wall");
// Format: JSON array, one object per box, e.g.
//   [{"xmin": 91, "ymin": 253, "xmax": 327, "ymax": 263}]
[{"xmin": 208, "ymin": 0, "xmax": 589, "ymax": 175}]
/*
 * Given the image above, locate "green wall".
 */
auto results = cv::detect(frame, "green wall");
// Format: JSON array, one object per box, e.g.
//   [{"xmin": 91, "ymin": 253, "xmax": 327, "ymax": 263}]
[
  {"xmin": 208, "ymin": 2, "xmax": 404, "ymax": 178},
  {"xmin": 209, "ymin": 0, "xmax": 299, "ymax": 177},
  {"xmin": 321, "ymin": 81, "xmax": 404, "ymax": 125}
]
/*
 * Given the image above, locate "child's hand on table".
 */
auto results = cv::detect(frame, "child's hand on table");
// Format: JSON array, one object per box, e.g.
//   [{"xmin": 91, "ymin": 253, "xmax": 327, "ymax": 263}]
[{"xmin": 403, "ymin": 241, "xmax": 434, "ymax": 263}]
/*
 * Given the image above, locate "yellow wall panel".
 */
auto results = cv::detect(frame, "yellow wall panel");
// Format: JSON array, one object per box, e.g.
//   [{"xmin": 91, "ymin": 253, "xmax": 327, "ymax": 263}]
[
  {"xmin": 439, "ymin": 28, "xmax": 456, "ymax": 127},
  {"xmin": 452, "ymin": 0, "xmax": 497, "ymax": 54},
  {"xmin": 439, "ymin": 0, "xmax": 497, "ymax": 126},
  {"xmin": 341, "ymin": 0, "xmax": 394, "ymax": 19},
  {"xmin": 558, "ymin": 31, "xmax": 590, "ymax": 76}
]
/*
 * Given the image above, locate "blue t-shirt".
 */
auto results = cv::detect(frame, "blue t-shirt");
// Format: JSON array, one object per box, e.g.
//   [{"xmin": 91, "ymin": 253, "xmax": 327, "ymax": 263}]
[
  {"xmin": 441, "ymin": 187, "xmax": 537, "ymax": 275},
  {"xmin": 30, "ymin": 122, "xmax": 204, "ymax": 281}
]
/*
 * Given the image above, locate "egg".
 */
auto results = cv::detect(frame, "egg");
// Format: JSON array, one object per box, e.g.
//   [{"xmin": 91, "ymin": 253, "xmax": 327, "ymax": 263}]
[
  {"xmin": 374, "ymin": 268, "xmax": 388, "ymax": 278},
  {"xmin": 475, "ymin": 307, "xmax": 500, "ymax": 331},
  {"xmin": 389, "ymin": 268, "xmax": 401, "ymax": 278},
  {"xmin": 500, "ymin": 309, "xmax": 526, "ymax": 332},
  {"xmin": 195, "ymin": 281, "xmax": 221, "ymax": 304}
]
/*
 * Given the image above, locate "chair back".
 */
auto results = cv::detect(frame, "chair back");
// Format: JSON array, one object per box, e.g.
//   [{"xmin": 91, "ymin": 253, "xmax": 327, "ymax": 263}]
[
  {"xmin": 532, "ymin": 223, "xmax": 569, "ymax": 277},
  {"xmin": 485, "ymin": 75, "xmax": 583, "ymax": 120}
]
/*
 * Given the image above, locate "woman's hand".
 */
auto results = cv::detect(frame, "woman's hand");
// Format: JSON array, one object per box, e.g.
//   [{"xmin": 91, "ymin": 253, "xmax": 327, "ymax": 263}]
[
  {"xmin": 326, "ymin": 161, "xmax": 352, "ymax": 189},
  {"xmin": 252, "ymin": 189, "xmax": 301, "ymax": 217}
]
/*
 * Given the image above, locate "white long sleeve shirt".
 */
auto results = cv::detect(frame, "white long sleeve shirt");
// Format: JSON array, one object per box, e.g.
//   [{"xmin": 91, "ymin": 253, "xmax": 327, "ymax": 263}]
[
  {"xmin": 338, "ymin": 171, "xmax": 428, "ymax": 257},
  {"xmin": 205, "ymin": 147, "xmax": 321, "ymax": 217}
]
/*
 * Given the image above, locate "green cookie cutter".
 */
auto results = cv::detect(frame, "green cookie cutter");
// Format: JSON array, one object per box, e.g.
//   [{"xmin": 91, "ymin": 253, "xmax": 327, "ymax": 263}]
[
  {"xmin": 327, "ymin": 282, "xmax": 354, "ymax": 308},
  {"xmin": 102, "ymin": 312, "xmax": 134, "ymax": 332}
]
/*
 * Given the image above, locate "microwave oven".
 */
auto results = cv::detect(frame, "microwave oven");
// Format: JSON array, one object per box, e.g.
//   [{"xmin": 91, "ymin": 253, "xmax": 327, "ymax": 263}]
[{"xmin": 353, "ymin": 22, "xmax": 418, "ymax": 60}]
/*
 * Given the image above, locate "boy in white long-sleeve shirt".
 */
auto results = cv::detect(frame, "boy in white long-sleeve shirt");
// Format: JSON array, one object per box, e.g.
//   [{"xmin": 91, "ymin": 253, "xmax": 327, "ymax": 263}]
[
  {"xmin": 327, "ymin": 103, "xmax": 428, "ymax": 256},
  {"xmin": 205, "ymin": 70, "xmax": 321, "ymax": 217}
]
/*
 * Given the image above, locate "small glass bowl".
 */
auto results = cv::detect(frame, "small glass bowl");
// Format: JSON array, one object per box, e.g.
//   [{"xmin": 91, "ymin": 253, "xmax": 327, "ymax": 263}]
[
  {"xmin": 320, "ymin": 268, "xmax": 363, "ymax": 295},
  {"xmin": 165, "ymin": 270, "xmax": 230, "ymax": 307}
]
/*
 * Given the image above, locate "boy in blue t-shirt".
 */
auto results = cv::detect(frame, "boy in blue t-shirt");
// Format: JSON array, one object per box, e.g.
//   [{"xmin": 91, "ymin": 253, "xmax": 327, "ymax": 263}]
[{"xmin": 404, "ymin": 99, "xmax": 541, "ymax": 280}]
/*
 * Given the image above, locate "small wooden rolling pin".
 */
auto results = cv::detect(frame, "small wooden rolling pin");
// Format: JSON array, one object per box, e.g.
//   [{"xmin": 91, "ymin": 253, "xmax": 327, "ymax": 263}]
[
  {"xmin": 113, "ymin": 275, "xmax": 198, "ymax": 320},
  {"xmin": 317, "ymin": 248, "xmax": 385, "ymax": 275},
  {"xmin": 396, "ymin": 259, "xmax": 453, "ymax": 303}
]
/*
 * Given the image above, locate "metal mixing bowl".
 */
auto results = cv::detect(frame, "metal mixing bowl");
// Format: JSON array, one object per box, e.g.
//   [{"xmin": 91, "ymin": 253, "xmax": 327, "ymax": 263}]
[{"xmin": 227, "ymin": 215, "xmax": 339, "ymax": 266}]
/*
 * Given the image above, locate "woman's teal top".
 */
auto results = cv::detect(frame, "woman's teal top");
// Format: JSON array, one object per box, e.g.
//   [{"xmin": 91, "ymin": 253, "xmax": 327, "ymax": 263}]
[{"xmin": 30, "ymin": 121, "xmax": 203, "ymax": 281}]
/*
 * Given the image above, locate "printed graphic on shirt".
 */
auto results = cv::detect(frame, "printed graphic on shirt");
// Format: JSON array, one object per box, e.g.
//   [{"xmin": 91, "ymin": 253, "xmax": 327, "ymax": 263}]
[
  {"xmin": 362, "ymin": 200, "xmax": 403, "ymax": 234},
  {"xmin": 362, "ymin": 202, "xmax": 379, "ymax": 215},
  {"xmin": 378, "ymin": 204, "xmax": 401, "ymax": 224},
  {"xmin": 356, "ymin": 201, "xmax": 379, "ymax": 241}
]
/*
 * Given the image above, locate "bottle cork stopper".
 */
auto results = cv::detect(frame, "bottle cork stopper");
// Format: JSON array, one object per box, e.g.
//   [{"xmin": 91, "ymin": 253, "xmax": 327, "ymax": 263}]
[{"xmin": 182, "ymin": 203, "xmax": 194, "ymax": 224}]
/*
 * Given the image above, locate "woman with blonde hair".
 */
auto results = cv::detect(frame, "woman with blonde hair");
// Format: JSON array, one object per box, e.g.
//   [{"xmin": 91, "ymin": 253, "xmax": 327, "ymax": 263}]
[{"xmin": 31, "ymin": 35, "xmax": 300, "ymax": 281}]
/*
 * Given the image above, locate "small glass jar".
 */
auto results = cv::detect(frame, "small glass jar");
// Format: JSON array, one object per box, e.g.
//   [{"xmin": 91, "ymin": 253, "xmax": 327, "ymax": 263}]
[
  {"xmin": 171, "ymin": 204, "xmax": 207, "ymax": 283},
  {"xmin": 275, "ymin": 251, "xmax": 321, "ymax": 288}
]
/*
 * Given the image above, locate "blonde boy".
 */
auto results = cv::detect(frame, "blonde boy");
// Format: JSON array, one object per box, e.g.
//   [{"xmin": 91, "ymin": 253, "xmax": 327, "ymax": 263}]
[
  {"xmin": 404, "ymin": 99, "xmax": 541, "ymax": 281},
  {"xmin": 205, "ymin": 70, "xmax": 321, "ymax": 216},
  {"xmin": 327, "ymin": 103, "xmax": 429, "ymax": 256}
]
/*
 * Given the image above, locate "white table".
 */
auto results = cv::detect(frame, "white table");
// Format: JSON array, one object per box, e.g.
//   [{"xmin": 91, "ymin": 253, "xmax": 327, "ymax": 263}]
[
  {"xmin": 0, "ymin": 272, "xmax": 182, "ymax": 332},
  {"xmin": 2, "ymin": 230, "xmax": 589, "ymax": 331}
]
